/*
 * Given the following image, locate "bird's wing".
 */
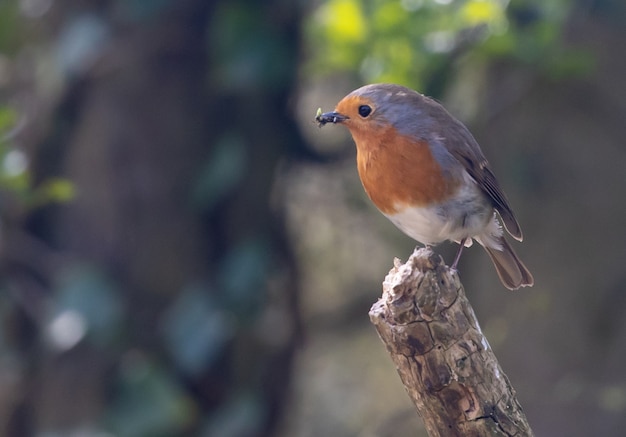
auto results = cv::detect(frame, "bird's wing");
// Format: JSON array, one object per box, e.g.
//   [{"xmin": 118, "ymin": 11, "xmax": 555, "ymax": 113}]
[
  {"xmin": 441, "ymin": 118, "xmax": 523, "ymax": 241},
  {"xmin": 421, "ymin": 95, "xmax": 523, "ymax": 241}
]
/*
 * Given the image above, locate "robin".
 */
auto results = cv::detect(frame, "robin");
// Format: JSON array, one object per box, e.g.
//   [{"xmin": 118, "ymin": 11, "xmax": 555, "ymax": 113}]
[{"xmin": 316, "ymin": 83, "xmax": 533, "ymax": 290}]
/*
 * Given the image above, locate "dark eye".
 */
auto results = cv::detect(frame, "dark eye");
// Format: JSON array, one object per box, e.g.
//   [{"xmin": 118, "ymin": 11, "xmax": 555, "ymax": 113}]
[{"xmin": 358, "ymin": 105, "xmax": 372, "ymax": 118}]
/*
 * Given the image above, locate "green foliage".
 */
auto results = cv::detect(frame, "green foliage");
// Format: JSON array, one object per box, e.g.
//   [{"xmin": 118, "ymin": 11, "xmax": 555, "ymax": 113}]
[
  {"xmin": 306, "ymin": 0, "xmax": 587, "ymax": 91},
  {"xmin": 106, "ymin": 356, "xmax": 195, "ymax": 437},
  {"xmin": 208, "ymin": 2, "xmax": 295, "ymax": 91},
  {"xmin": 0, "ymin": 107, "xmax": 29, "ymax": 195},
  {"xmin": 163, "ymin": 284, "xmax": 235, "ymax": 376},
  {"xmin": 202, "ymin": 392, "xmax": 266, "ymax": 437},
  {"xmin": 50, "ymin": 264, "xmax": 124, "ymax": 348},
  {"xmin": 479, "ymin": 0, "xmax": 593, "ymax": 75},
  {"xmin": 0, "ymin": 4, "xmax": 75, "ymax": 212},
  {"xmin": 0, "ymin": 106, "xmax": 75, "ymax": 213},
  {"xmin": 0, "ymin": 106, "xmax": 17, "ymax": 131},
  {"xmin": 217, "ymin": 237, "xmax": 272, "ymax": 318},
  {"xmin": 192, "ymin": 133, "xmax": 247, "ymax": 211},
  {"xmin": 112, "ymin": 0, "xmax": 173, "ymax": 22},
  {"xmin": 0, "ymin": 1, "xmax": 20, "ymax": 53}
]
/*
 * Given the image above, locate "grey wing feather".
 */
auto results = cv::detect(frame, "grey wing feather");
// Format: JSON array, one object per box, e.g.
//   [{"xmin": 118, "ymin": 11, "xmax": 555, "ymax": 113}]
[
  {"xmin": 423, "ymin": 96, "xmax": 524, "ymax": 241},
  {"xmin": 475, "ymin": 164, "xmax": 523, "ymax": 241},
  {"xmin": 446, "ymin": 121, "xmax": 523, "ymax": 241}
]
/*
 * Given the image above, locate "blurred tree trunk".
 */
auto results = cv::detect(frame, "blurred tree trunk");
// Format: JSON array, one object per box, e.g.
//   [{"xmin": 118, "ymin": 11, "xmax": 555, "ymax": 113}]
[{"xmin": 3, "ymin": 0, "xmax": 302, "ymax": 435}]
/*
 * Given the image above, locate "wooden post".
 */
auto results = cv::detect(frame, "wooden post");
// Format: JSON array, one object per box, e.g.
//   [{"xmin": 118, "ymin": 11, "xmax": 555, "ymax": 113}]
[{"xmin": 369, "ymin": 247, "xmax": 533, "ymax": 437}]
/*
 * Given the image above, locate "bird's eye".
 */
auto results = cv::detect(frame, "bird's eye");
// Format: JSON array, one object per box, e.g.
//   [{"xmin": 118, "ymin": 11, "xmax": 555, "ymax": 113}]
[{"xmin": 358, "ymin": 105, "xmax": 372, "ymax": 118}]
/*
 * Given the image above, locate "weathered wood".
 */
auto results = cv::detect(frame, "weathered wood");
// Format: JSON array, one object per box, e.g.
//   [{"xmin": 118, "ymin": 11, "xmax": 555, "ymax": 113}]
[{"xmin": 369, "ymin": 247, "xmax": 533, "ymax": 437}]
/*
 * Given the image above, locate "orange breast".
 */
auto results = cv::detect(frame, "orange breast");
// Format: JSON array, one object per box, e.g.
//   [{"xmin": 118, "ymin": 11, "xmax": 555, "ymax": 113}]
[{"xmin": 352, "ymin": 127, "xmax": 460, "ymax": 214}]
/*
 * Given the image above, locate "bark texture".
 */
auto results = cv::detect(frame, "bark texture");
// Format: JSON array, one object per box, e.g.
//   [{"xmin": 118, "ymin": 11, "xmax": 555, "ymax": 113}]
[{"xmin": 369, "ymin": 248, "xmax": 533, "ymax": 437}]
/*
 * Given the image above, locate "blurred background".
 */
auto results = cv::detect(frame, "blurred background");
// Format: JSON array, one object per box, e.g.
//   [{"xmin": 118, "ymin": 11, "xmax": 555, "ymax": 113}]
[{"xmin": 0, "ymin": 0, "xmax": 625, "ymax": 436}]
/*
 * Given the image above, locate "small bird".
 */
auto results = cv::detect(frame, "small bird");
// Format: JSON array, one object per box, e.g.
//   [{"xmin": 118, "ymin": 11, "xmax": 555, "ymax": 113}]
[{"xmin": 316, "ymin": 83, "xmax": 533, "ymax": 290}]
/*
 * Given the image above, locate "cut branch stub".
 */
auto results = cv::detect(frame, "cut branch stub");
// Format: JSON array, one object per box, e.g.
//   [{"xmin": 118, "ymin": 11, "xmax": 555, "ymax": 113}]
[{"xmin": 369, "ymin": 247, "xmax": 533, "ymax": 437}]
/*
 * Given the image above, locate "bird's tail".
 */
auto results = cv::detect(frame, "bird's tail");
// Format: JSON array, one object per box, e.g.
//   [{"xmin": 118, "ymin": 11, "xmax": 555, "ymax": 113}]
[{"xmin": 482, "ymin": 236, "xmax": 534, "ymax": 290}]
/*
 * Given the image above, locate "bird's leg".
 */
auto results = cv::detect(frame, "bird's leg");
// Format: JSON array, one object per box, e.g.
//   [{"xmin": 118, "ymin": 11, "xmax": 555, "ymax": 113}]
[{"xmin": 451, "ymin": 238, "xmax": 467, "ymax": 270}]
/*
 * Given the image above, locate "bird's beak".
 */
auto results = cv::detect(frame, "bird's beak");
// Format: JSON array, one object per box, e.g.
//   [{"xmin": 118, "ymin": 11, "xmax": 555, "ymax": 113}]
[{"xmin": 316, "ymin": 111, "xmax": 349, "ymax": 126}]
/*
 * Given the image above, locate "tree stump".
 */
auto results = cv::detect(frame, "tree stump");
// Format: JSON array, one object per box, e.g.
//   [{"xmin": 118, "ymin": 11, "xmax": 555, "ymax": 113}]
[{"xmin": 369, "ymin": 247, "xmax": 533, "ymax": 437}]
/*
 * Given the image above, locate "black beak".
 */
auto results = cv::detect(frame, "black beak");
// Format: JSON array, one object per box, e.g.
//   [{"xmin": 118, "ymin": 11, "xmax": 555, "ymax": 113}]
[{"xmin": 316, "ymin": 111, "xmax": 349, "ymax": 126}]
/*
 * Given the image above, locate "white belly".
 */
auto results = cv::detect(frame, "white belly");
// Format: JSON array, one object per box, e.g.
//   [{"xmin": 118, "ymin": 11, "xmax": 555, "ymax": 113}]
[{"xmin": 384, "ymin": 180, "xmax": 503, "ymax": 249}]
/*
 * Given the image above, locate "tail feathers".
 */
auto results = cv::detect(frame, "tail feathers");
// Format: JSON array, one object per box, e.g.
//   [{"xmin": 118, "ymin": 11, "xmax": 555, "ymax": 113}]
[{"xmin": 483, "ymin": 237, "xmax": 534, "ymax": 290}]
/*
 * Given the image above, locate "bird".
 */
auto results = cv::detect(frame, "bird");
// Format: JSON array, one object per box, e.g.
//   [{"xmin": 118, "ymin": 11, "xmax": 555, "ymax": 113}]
[{"xmin": 316, "ymin": 83, "xmax": 533, "ymax": 290}]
